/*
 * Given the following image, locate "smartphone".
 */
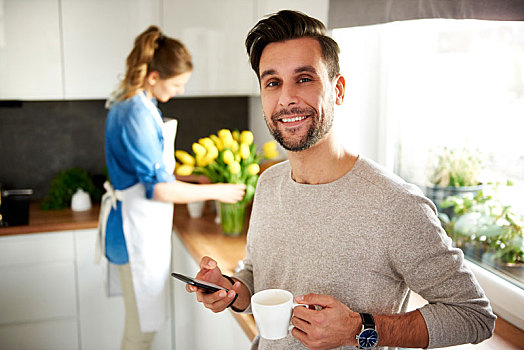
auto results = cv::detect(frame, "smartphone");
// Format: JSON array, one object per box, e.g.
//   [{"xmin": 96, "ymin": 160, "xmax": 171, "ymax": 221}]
[{"xmin": 171, "ymin": 272, "xmax": 229, "ymax": 293}]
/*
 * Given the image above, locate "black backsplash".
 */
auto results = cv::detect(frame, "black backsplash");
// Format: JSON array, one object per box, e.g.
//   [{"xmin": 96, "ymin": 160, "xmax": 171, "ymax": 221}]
[{"xmin": 0, "ymin": 97, "xmax": 248, "ymax": 200}]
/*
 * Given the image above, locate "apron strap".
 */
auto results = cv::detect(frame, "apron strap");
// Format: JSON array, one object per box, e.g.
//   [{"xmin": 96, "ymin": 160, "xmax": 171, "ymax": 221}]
[{"xmin": 94, "ymin": 181, "xmax": 123, "ymax": 264}]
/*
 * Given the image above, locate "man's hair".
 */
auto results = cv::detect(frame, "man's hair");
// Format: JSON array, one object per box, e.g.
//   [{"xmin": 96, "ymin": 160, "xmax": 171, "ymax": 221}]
[{"xmin": 245, "ymin": 10, "xmax": 340, "ymax": 81}]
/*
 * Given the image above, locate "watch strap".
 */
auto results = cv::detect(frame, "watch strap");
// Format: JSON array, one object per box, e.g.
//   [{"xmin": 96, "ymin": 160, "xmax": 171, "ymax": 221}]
[
  {"xmin": 222, "ymin": 274, "xmax": 241, "ymax": 311},
  {"xmin": 360, "ymin": 313, "xmax": 375, "ymax": 330}
]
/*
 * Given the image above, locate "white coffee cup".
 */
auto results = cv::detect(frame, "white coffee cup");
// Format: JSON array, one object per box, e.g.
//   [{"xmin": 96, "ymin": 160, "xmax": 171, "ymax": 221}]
[
  {"xmin": 187, "ymin": 200, "xmax": 205, "ymax": 218},
  {"xmin": 251, "ymin": 289, "xmax": 308, "ymax": 340}
]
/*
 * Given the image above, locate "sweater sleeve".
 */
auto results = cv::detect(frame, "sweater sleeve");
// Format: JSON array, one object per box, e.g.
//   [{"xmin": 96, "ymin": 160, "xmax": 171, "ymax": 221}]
[{"xmin": 388, "ymin": 194, "xmax": 496, "ymax": 348}]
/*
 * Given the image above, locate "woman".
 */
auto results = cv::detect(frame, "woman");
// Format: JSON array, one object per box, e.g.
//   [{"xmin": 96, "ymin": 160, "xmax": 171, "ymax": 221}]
[{"xmin": 99, "ymin": 26, "xmax": 245, "ymax": 349}]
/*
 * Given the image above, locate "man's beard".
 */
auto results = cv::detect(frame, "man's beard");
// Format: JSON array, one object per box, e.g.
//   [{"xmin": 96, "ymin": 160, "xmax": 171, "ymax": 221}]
[{"xmin": 266, "ymin": 102, "xmax": 334, "ymax": 152}]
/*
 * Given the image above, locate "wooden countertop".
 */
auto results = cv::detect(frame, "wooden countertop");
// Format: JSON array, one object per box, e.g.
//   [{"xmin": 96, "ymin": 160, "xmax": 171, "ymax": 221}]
[
  {"xmin": 0, "ymin": 202, "xmax": 100, "ymax": 236},
  {"xmin": 172, "ymin": 202, "xmax": 258, "ymax": 341}
]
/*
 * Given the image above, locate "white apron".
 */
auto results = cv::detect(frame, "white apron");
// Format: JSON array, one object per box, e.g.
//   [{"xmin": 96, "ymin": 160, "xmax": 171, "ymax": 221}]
[{"xmin": 96, "ymin": 93, "xmax": 177, "ymax": 332}]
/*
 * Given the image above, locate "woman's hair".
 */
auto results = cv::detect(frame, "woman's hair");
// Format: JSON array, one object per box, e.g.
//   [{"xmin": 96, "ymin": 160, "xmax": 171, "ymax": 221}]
[
  {"xmin": 245, "ymin": 10, "xmax": 340, "ymax": 81},
  {"xmin": 108, "ymin": 25, "xmax": 192, "ymax": 104}
]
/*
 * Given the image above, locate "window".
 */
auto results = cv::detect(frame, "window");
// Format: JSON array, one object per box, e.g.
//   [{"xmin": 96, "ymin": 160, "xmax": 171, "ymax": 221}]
[{"xmin": 333, "ymin": 19, "xmax": 524, "ymax": 327}]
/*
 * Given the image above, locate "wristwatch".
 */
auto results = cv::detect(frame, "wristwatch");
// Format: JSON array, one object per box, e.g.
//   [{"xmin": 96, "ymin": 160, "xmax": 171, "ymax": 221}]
[{"xmin": 356, "ymin": 313, "xmax": 379, "ymax": 349}]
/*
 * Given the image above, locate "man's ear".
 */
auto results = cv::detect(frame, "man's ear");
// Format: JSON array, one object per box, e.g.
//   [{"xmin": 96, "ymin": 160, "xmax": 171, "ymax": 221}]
[
  {"xmin": 146, "ymin": 70, "xmax": 160, "ymax": 86},
  {"xmin": 334, "ymin": 74, "xmax": 345, "ymax": 105}
]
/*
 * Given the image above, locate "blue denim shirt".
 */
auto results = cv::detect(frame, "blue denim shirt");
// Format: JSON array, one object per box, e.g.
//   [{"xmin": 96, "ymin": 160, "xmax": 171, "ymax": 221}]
[{"xmin": 104, "ymin": 93, "xmax": 175, "ymax": 264}]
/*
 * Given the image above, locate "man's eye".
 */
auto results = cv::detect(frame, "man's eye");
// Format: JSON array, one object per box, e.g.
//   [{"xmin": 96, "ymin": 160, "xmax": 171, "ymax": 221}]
[
  {"xmin": 265, "ymin": 81, "xmax": 279, "ymax": 88},
  {"xmin": 298, "ymin": 77, "xmax": 312, "ymax": 83}
]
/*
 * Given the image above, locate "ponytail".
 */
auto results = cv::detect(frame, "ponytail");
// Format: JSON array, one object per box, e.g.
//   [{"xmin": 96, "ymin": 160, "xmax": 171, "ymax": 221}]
[{"xmin": 107, "ymin": 25, "xmax": 192, "ymax": 106}]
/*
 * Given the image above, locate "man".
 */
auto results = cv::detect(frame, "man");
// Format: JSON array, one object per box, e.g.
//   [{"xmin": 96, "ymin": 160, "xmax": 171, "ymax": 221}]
[{"xmin": 187, "ymin": 10, "xmax": 495, "ymax": 350}]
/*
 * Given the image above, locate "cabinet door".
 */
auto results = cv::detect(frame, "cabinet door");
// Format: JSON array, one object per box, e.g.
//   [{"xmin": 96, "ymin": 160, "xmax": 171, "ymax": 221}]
[
  {"xmin": 162, "ymin": 0, "xmax": 258, "ymax": 96},
  {"xmin": 0, "ymin": 320, "xmax": 78, "ymax": 350},
  {"xmin": 0, "ymin": 231, "xmax": 78, "ymax": 349},
  {"xmin": 172, "ymin": 234, "xmax": 252, "ymax": 349},
  {"xmin": 75, "ymin": 229, "xmax": 125, "ymax": 350},
  {"xmin": 0, "ymin": 0, "xmax": 63, "ymax": 100},
  {"xmin": 75, "ymin": 228, "xmax": 171, "ymax": 350},
  {"xmin": 61, "ymin": 0, "xmax": 162, "ymax": 99}
]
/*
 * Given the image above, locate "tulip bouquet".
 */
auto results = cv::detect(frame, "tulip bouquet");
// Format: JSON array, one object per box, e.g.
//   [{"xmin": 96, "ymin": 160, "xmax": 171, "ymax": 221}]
[{"xmin": 175, "ymin": 129, "xmax": 278, "ymax": 235}]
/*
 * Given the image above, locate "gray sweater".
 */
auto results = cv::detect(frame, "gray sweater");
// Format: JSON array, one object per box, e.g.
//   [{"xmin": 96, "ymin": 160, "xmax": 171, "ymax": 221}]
[{"xmin": 233, "ymin": 157, "xmax": 495, "ymax": 350}]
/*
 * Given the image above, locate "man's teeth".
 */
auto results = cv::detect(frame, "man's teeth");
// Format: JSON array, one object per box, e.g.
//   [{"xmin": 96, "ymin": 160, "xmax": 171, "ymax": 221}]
[{"xmin": 281, "ymin": 116, "xmax": 307, "ymax": 123}]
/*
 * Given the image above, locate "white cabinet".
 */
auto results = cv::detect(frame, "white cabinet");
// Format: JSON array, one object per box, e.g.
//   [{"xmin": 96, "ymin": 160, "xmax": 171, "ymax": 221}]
[
  {"xmin": 0, "ymin": 0, "xmax": 161, "ymax": 100},
  {"xmin": 172, "ymin": 233, "xmax": 252, "ymax": 349},
  {"xmin": 0, "ymin": 0, "xmax": 329, "ymax": 100},
  {"xmin": 74, "ymin": 228, "xmax": 171, "ymax": 350},
  {"xmin": 61, "ymin": 0, "xmax": 162, "ymax": 99},
  {"xmin": 0, "ymin": 0, "xmax": 63, "ymax": 100},
  {"xmin": 255, "ymin": 0, "xmax": 329, "ymax": 25},
  {"xmin": 0, "ymin": 229, "xmax": 171, "ymax": 350},
  {"xmin": 0, "ymin": 231, "xmax": 78, "ymax": 349},
  {"xmin": 162, "ymin": 0, "xmax": 258, "ymax": 96},
  {"xmin": 75, "ymin": 229, "xmax": 125, "ymax": 350},
  {"xmin": 161, "ymin": 0, "xmax": 329, "ymax": 97}
]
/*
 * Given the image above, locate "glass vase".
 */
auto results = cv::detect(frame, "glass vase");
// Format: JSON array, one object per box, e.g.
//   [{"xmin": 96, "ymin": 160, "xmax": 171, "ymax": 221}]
[{"xmin": 219, "ymin": 202, "xmax": 247, "ymax": 236}]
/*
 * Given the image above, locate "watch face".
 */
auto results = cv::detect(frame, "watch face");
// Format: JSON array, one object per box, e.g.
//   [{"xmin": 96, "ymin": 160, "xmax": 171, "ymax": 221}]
[{"xmin": 358, "ymin": 328, "xmax": 378, "ymax": 349}]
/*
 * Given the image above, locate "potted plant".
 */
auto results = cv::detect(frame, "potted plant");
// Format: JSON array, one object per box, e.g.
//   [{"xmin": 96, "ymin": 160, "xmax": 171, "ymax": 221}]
[
  {"xmin": 175, "ymin": 129, "xmax": 278, "ymax": 236},
  {"xmin": 41, "ymin": 167, "xmax": 102, "ymax": 210},
  {"xmin": 439, "ymin": 183, "xmax": 523, "ymax": 278},
  {"xmin": 425, "ymin": 146, "xmax": 484, "ymax": 214}
]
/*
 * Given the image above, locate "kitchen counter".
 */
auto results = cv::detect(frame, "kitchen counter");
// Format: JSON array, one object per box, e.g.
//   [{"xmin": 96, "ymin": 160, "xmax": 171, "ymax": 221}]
[
  {"xmin": 172, "ymin": 203, "xmax": 257, "ymax": 341},
  {"xmin": 0, "ymin": 202, "xmax": 100, "ymax": 236},
  {"xmin": 3, "ymin": 201, "xmax": 523, "ymax": 348}
]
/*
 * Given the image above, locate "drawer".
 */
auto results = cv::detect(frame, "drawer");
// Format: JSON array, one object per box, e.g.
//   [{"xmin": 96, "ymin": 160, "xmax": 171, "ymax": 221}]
[
  {"xmin": 0, "ymin": 231, "xmax": 75, "ymax": 267},
  {"xmin": 0, "ymin": 262, "xmax": 76, "ymax": 324},
  {"xmin": 0, "ymin": 318, "xmax": 78, "ymax": 350}
]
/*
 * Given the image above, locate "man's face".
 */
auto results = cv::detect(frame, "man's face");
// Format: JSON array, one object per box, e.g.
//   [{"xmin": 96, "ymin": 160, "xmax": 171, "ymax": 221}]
[{"xmin": 258, "ymin": 37, "xmax": 338, "ymax": 152}]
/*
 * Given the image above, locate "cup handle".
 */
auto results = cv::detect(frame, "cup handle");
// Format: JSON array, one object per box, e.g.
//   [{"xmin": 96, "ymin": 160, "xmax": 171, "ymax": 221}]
[{"xmin": 289, "ymin": 303, "xmax": 310, "ymax": 334}]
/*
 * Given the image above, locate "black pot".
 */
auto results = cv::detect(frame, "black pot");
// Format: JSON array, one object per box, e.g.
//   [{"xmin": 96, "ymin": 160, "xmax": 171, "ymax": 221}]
[
  {"xmin": 425, "ymin": 185, "xmax": 484, "ymax": 218},
  {"xmin": 0, "ymin": 188, "xmax": 33, "ymax": 226}
]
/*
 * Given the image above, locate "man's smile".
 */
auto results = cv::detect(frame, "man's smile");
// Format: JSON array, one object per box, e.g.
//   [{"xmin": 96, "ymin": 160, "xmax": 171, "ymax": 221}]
[{"xmin": 279, "ymin": 115, "xmax": 309, "ymax": 123}]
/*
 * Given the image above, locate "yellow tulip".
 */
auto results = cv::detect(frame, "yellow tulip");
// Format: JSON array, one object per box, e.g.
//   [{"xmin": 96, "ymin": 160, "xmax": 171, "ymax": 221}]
[
  {"xmin": 248, "ymin": 163, "xmax": 260, "ymax": 175},
  {"xmin": 209, "ymin": 134, "xmax": 222, "ymax": 149},
  {"xmin": 265, "ymin": 149, "xmax": 279, "ymax": 159},
  {"xmin": 229, "ymin": 161, "xmax": 241, "ymax": 175},
  {"xmin": 175, "ymin": 164, "xmax": 194, "ymax": 176},
  {"xmin": 209, "ymin": 134, "xmax": 218, "ymax": 143},
  {"xmin": 232, "ymin": 130, "xmax": 240, "ymax": 141},
  {"xmin": 263, "ymin": 141, "xmax": 278, "ymax": 159},
  {"xmin": 240, "ymin": 143, "xmax": 250, "ymax": 159},
  {"xmin": 196, "ymin": 155, "xmax": 207, "ymax": 167},
  {"xmin": 192, "ymin": 143, "xmax": 207, "ymax": 157},
  {"xmin": 199, "ymin": 137, "xmax": 214, "ymax": 150},
  {"xmin": 175, "ymin": 150, "xmax": 195, "ymax": 166},
  {"xmin": 218, "ymin": 129, "xmax": 233, "ymax": 149},
  {"xmin": 240, "ymin": 130, "xmax": 254, "ymax": 145},
  {"xmin": 206, "ymin": 145, "xmax": 219, "ymax": 160},
  {"xmin": 223, "ymin": 149, "xmax": 234, "ymax": 164},
  {"xmin": 231, "ymin": 140, "xmax": 239, "ymax": 153}
]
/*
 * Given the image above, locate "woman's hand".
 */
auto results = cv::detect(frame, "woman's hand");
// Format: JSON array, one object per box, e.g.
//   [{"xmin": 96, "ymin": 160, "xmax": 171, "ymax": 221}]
[{"xmin": 212, "ymin": 183, "xmax": 246, "ymax": 203}]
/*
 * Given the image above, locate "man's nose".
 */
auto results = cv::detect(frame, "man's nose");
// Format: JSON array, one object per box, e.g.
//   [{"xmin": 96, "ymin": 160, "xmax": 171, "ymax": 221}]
[{"xmin": 278, "ymin": 83, "xmax": 299, "ymax": 107}]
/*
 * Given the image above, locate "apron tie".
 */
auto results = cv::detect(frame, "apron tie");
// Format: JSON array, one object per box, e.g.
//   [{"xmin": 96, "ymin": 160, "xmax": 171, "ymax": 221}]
[
  {"xmin": 94, "ymin": 181, "xmax": 123, "ymax": 264},
  {"xmin": 104, "ymin": 180, "xmax": 122, "ymax": 209}
]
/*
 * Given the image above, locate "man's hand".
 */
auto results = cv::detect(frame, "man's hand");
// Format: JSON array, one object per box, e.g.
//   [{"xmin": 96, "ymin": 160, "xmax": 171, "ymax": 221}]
[
  {"xmin": 291, "ymin": 293, "xmax": 361, "ymax": 350},
  {"xmin": 185, "ymin": 256, "xmax": 240, "ymax": 313}
]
